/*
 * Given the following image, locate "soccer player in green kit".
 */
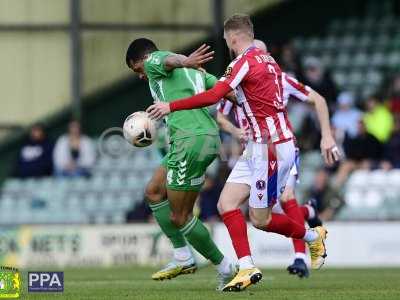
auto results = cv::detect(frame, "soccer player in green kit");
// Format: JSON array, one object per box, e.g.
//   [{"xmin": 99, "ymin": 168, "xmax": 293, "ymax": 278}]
[{"xmin": 125, "ymin": 38, "xmax": 237, "ymax": 290}]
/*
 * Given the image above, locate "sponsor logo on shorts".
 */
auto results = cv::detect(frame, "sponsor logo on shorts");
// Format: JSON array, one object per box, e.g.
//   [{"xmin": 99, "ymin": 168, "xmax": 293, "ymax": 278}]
[
  {"xmin": 257, "ymin": 193, "xmax": 264, "ymax": 200},
  {"xmin": 177, "ymin": 160, "xmax": 187, "ymax": 185},
  {"xmin": 256, "ymin": 180, "xmax": 266, "ymax": 190},
  {"xmin": 191, "ymin": 175, "xmax": 205, "ymax": 186},
  {"xmin": 269, "ymin": 161, "xmax": 276, "ymax": 170}
]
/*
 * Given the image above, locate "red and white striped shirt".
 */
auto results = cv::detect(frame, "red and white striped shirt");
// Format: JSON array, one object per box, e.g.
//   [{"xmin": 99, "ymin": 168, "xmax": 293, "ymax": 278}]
[
  {"xmin": 219, "ymin": 47, "xmax": 295, "ymax": 144},
  {"xmin": 217, "ymin": 72, "xmax": 311, "ymax": 135}
]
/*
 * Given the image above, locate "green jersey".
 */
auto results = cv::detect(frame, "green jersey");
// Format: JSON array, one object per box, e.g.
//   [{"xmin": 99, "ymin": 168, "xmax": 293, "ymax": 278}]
[{"xmin": 144, "ymin": 50, "xmax": 219, "ymax": 141}]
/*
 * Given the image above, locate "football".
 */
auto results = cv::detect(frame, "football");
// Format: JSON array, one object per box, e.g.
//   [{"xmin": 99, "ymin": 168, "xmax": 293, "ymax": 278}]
[{"xmin": 123, "ymin": 111, "xmax": 156, "ymax": 147}]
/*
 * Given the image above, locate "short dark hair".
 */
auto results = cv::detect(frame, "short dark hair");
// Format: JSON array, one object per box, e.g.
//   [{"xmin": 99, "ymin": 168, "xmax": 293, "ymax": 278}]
[
  {"xmin": 125, "ymin": 38, "xmax": 158, "ymax": 67},
  {"xmin": 224, "ymin": 14, "xmax": 254, "ymax": 37}
]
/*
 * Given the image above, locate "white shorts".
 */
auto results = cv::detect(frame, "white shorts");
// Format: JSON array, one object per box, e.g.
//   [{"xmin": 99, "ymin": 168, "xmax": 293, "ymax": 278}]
[
  {"xmin": 286, "ymin": 147, "xmax": 300, "ymax": 189},
  {"xmin": 226, "ymin": 140, "xmax": 296, "ymax": 209}
]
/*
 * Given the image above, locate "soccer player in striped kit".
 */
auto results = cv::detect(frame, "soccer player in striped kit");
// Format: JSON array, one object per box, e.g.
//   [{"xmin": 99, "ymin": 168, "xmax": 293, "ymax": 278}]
[
  {"xmin": 216, "ymin": 39, "xmax": 333, "ymax": 279},
  {"xmin": 148, "ymin": 14, "xmax": 340, "ymax": 291}
]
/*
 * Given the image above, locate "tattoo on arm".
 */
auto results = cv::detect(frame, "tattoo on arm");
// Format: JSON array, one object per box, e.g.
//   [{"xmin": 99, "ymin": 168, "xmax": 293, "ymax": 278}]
[{"xmin": 164, "ymin": 54, "xmax": 187, "ymax": 71}]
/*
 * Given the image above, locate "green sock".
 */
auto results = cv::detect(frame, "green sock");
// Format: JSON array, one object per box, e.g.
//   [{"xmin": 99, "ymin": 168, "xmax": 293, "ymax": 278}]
[
  {"xmin": 180, "ymin": 216, "xmax": 224, "ymax": 265},
  {"xmin": 149, "ymin": 200, "xmax": 187, "ymax": 248}
]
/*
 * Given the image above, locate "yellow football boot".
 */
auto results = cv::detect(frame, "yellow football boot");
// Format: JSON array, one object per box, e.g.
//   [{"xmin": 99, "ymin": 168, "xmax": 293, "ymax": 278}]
[
  {"xmin": 307, "ymin": 226, "xmax": 328, "ymax": 269},
  {"xmin": 151, "ymin": 262, "xmax": 197, "ymax": 280},
  {"xmin": 222, "ymin": 267, "xmax": 262, "ymax": 292}
]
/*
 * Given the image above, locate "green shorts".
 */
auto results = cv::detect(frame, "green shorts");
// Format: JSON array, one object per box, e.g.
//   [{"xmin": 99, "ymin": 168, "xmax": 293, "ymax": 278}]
[{"xmin": 161, "ymin": 135, "xmax": 220, "ymax": 191}]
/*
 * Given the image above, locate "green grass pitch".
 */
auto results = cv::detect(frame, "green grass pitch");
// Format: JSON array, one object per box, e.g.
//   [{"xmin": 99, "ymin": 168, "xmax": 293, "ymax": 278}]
[{"xmin": 19, "ymin": 266, "xmax": 400, "ymax": 300}]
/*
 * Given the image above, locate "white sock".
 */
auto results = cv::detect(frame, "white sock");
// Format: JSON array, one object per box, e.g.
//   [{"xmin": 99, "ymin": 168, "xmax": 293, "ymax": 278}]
[
  {"xmin": 305, "ymin": 204, "xmax": 316, "ymax": 219},
  {"xmin": 173, "ymin": 246, "xmax": 193, "ymax": 264},
  {"xmin": 238, "ymin": 255, "xmax": 255, "ymax": 270},
  {"xmin": 295, "ymin": 252, "xmax": 307, "ymax": 261},
  {"xmin": 216, "ymin": 256, "xmax": 232, "ymax": 274},
  {"xmin": 303, "ymin": 229, "xmax": 318, "ymax": 242}
]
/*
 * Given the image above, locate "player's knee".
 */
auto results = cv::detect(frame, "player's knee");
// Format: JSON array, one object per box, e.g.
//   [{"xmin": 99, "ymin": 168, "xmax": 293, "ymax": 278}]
[
  {"xmin": 170, "ymin": 212, "xmax": 190, "ymax": 228},
  {"xmin": 249, "ymin": 212, "xmax": 271, "ymax": 230},
  {"xmin": 144, "ymin": 184, "xmax": 163, "ymax": 205},
  {"xmin": 217, "ymin": 197, "xmax": 234, "ymax": 214}
]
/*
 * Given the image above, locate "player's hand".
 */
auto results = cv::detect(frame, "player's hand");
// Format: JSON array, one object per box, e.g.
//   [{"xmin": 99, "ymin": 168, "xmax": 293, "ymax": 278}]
[
  {"xmin": 233, "ymin": 127, "xmax": 248, "ymax": 143},
  {"xmin": 183, "ymin": 44, "xmax": 214, "ymax": 69},
  {"xmin": 146, "ymin": 102, "xmax": 171, "ymax": 120},
  {"xmin": 320, "ymin": 135, "xmax": 341, "ymax": 166}
]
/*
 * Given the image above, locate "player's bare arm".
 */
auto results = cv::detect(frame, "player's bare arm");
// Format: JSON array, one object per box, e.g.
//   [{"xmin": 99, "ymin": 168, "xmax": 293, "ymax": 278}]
[
  {"xmin": 216, "ymin": 112, "xmax": 247, "ymax": 143},
  {"xmin": 164, "ymin": 44, "xmax": 214, "ymax": 71},
  {"xmin": 307, "ymin": 89, "xmax": 341, "ymax": 165}
]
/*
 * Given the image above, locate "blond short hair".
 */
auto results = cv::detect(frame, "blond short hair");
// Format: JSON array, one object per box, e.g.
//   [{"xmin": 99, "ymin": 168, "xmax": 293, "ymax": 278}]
[{"xmin": 224, "ymin": 14, "xmax": 254, "ymax": 38}]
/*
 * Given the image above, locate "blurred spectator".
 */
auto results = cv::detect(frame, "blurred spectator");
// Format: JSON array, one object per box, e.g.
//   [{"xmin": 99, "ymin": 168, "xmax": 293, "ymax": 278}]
[
  {"xmin": 53, "ymin": 120, "xmax": 96, "ymax": 177},
  {"xmin": 296, "ymin": 114, "xmax": 321, "ymax": 151},
  {"xmin": 387, "ymin": 74, "xmax": 400, "ymax": 115},
  {"xmin": 14, "ymin": 123, "xmax": 53, "ymax": 178},
  {"xmin": 335, "ymin": 120, "xmax": 382, "ymax": 186},
  {"xmin": 301, "ymin": 56, "xmax": 338, "ymax": 110},
  {"xmin": 332, "ymin": 92, "xmax": 362, "ymax": 138},
  {"xmin": 306, "ymin": 168, "xmax": 343, "ymax": 221},
  {"xmin": 126, "ymin": 199, "xmax": 152, "ymax": 222},
  {"xmin": 198, "ymin": 175, "xmax": 223, "ymax": 222},
  {"xmin": 363, "ymin": 95, "xmax": 394, "ymax": 143},
  {"xmin": 381, "ymin": 116, "xmax": 400, "ymax": 169},
  {"xmin": 279, "ymin": 42, "xmax": 303, "ymax": 77}
]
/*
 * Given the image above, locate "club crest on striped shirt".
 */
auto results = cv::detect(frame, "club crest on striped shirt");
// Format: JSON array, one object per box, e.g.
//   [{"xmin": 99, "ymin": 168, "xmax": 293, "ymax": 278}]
[{"xmin": 223, "ymin": 67, "xmax": 233, "ymax": 78}]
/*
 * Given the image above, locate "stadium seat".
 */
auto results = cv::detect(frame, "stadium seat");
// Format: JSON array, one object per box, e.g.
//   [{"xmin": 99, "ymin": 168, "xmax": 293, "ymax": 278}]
[
  {"xmin": 385, "ymin": 52, "xmax": 400, "ymax": 68},
  {"xmin": 365, "ymin": 70, "xmax": 383, "ymax": 86},
  {"xmin": 335, "ymin": 52, "xmax": 351, "ymax": 69},
  {"xmin": 357, "ymin": 34, "xmax": 373, "ymax": 50},
  {"xmin": 352, "ymin": 52, "xmax": 368, "ymax": 69},
  {"xmin": 333, "ymin": 71, "xmax": 347, "ymax": 88},
  {"xmin": 347, "ymin": 71, "xmax": 363, "ymax": 87},
  {"xmin": 370, "ymin": 52, "xmax": 385, "ymax": 67},
  {"xmin": 341, "ymin": 35, "xmax": 357, "ymax": 50}
]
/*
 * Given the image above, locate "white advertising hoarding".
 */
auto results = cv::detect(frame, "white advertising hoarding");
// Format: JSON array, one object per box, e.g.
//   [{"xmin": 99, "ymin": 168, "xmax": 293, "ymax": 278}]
[
  {"xmin": 1, "ymin": 222, "xmax": 399, "ymax": 268},
  {"xmin": 214, "ymin": 222, "xmax": 400, "ymax": 267}
]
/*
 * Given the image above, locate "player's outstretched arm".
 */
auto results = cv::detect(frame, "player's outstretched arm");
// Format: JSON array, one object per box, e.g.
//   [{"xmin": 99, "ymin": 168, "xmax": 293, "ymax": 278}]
[
  {"xmin": 147, "ymin": 81, "xmax": 232, "ymax": 120},
  {"xmin": 164, "ymin": 44, "xmax": 214, "ymax": 71},
  {"xmin": 308, "ymin": 90, "xmax": 341, "ymax": 165}
]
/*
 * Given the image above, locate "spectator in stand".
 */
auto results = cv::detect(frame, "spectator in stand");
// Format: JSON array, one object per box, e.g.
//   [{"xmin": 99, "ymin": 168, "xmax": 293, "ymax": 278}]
[
  {"xmin": 306, "ymin": 168, "xmax": 343, "ymax": 221},
  {"xmin": 363, "ymin": 94, "xmax": 394, "ymax": 143},
  {"xmin": 387, "ymin": 74, "xmax": 400, "ymax": 116},
  {"xmin": 334, "ymin": 119, "xmax": 382, "ymax": 187},
  {"xmin": 53, "ymin": 120, "xmax": 96, "ymax": 177},
  {"xmin": 381, "ymin": 115, "xmax": 400, "ymax": 169},
  {"xmin": 302, "ymin": 56, "xmax": 338, "ymax": 111},
  {"xmin": 332, "ymin": 92, "xmax": 362, "ymax": 138},
  {"xmin": 279, "ymin": 41, "xmax": 303, "ymax": 77},
  {"xmin": 14, "ymin": 123, "xmax": 54, "ymax": 178}
]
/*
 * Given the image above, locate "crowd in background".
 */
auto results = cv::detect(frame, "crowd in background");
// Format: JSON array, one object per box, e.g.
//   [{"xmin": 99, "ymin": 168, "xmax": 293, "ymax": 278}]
[{"xmin": 14, "ymin": 120, "xmax": 96, "ymax": 179}]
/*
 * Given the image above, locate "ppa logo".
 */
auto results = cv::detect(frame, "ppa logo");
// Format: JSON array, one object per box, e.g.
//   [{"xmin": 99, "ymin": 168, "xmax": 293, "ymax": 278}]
[{"xmin": 28, "ymin": 272, "xmax": 64, "ymax": 292}]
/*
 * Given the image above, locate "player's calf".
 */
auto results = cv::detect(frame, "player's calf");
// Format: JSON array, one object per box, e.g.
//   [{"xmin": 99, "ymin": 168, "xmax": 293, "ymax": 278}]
[{"xmin": 170, "ymin": 212, "xmax": 191, "ymax": 228}]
